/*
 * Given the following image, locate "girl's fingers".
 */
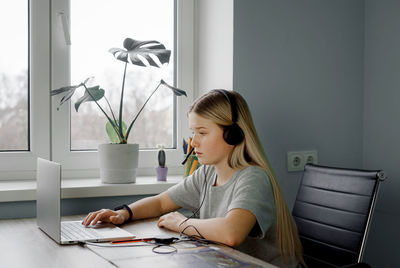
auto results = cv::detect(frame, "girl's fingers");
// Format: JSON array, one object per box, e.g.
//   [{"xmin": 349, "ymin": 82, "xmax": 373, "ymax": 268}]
[
  {"xmin": 157, "ymin": 216, "xmax": 165, "ymax": 227},
  {"xmin": 82, "ymin": 212, "xmax": 97, "ymax": 226},
  {"xmin": 91, "ymin": 212, "xmax": 105, "ymax": 226},
  {"xmin": 82, "ymin": 209, "xmax": 112, "ymax": 226},
  {"xmin": 92, "ymin": 209, "xmax": 113, "ymax": 225}
]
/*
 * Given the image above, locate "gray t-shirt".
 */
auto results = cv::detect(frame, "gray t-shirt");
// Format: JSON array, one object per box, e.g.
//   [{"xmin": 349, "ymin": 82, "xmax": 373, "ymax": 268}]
[{"xmin": 167, "ymin": 165, "xmax": 300, "ymax": 267}]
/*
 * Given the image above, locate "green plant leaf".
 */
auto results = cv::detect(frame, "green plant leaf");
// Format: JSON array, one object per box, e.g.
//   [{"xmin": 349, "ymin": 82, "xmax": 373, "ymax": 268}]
[
  {"xmin": 51, "ymin": 78, "xmax": 93, "ymax": 109},
  {"xmin": 74, "ymin": 86, "xmax": 105, "ymax": 112},
  {"xmin": 109, "ymin": 38, "xmax": 171, "ymax": 68},
  {"xmin": 51, "ymin": 85, "xmax": 81, "ymax": 109},
  {"xmin": 160, "ymin": 79, "xmax": 187, "ymax": 96},
  {"xmin": 106, "ymin": 120, "xmax": 127, "ymax": 143}
]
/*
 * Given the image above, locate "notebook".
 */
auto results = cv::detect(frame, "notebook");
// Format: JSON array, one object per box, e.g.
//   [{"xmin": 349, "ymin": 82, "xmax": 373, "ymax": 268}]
[{"xmin": 36, "ymin": 157, "xmax": 135, "ymax": 244}]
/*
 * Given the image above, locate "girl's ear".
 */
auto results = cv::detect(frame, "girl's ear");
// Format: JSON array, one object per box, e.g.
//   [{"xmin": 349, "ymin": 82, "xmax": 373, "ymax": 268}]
[{"xmin": 222, "ymin": 123, "xmax": 244, "ymax": 145}]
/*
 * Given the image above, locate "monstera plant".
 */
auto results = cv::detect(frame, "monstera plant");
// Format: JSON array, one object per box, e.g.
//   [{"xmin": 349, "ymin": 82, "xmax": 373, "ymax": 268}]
[
  {"xmin": 51, "ymin": 38, "xmax": 187, "ymax": 184},
  {"xmin": 52, "ymin": 38, "xmax": 187, "ymax": 144}
]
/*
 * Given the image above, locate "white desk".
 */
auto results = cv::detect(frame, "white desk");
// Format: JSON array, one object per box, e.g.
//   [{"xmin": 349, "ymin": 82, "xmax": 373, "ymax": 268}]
[{"xmin": 0, "ymin": 215, "xmax": 276, "ymax": 268}]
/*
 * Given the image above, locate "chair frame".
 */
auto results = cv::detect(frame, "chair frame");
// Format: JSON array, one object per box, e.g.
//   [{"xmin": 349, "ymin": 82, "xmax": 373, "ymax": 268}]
[
  {"xmin": 357, "ymin": 169, "xmax": 386, "ymax": 262},
  {"xmin": 293, "ymin": 164, "xmax": 386, "ymax": 267}
]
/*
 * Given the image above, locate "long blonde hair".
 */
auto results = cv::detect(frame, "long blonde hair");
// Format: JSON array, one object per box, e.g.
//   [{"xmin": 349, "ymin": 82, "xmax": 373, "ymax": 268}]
[{"xmin": 189, "ymin": 90, "xmax": 304, "ymax": 265}]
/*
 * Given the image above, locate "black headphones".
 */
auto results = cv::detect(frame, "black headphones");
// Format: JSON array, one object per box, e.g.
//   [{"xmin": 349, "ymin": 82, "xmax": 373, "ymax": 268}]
[{"xmin": 214, "ymin": 89, "xmax": 244, "ymax": 145}]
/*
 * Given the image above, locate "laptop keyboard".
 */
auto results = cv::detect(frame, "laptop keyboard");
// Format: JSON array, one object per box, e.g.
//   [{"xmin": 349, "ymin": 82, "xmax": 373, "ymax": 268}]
[{"xmin": 61, "ymin": 221, "xmax": 102, "ymax": 241}]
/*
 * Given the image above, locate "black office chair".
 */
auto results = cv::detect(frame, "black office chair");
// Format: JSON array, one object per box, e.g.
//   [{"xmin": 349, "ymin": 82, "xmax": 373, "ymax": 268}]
[{"xmin": 292, "ymin": 164, "xmax": 386, "ymax": 268}]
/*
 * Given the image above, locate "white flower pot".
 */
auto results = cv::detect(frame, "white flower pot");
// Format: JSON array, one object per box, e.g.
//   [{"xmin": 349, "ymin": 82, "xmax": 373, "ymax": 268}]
[{"xmin": 98, "ymin": 143, "xmax": 139, "ymax": 184}]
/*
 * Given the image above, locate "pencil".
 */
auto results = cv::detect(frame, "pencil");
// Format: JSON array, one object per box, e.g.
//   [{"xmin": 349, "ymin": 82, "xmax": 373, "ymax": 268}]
[
  {"xmin": 111, "ymin": 238, "xmax": 153, "ymax": 244},
  {"xmin": 182, "ymin": 138, "xmax": 187, "ymax": 154},
  {"xmin": 189, "ymin": 159, "xmax": 198, "ymax": 175},
  {"xmin": 187, "ymin": 137, "xmax": 192, "ymax": 155}
]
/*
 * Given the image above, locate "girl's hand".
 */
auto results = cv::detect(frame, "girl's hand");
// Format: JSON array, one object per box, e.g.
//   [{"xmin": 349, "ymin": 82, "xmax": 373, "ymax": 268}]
[
  {"xmin": 81, "ymin": 209, "xmax": 126, "ymax": 226},
  {"xmin": 157, "ymin": 211, "xmax": 187, "ymax": 232}
]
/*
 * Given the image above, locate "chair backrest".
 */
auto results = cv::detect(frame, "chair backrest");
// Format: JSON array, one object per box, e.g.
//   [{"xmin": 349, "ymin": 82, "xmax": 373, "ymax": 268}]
[{"xmin": 292, "ymin": 164, "xmax": 385, "ymax": 267}]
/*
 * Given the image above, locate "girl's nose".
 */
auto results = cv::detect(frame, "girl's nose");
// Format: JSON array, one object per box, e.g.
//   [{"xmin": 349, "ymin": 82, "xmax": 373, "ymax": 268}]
[{"xmin": 191, "ymin": 136, "xmax": 198, "ymax": 148}]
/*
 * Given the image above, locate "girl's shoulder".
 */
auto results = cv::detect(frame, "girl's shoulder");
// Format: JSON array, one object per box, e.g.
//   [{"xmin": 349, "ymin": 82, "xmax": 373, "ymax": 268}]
[
  {"xmin": 239, "ymin": 165, "xmax": 268, "ymax": 179},
  {"xmin": 236, "ymin": 166, "xmax": 271, "ymax": 187}
]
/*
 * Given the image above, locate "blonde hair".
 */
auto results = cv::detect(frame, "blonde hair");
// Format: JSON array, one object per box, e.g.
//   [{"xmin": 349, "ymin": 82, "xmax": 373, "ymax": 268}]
[{"xmin": 189, "ymin": 90, "xmax": 304, "ymax": 265}]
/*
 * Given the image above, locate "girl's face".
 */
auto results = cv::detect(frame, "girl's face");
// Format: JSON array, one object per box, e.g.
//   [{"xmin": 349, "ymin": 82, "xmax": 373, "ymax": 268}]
[{"xmin": 188, "ymin": 112, "xmax": 234, "ymax": 166}]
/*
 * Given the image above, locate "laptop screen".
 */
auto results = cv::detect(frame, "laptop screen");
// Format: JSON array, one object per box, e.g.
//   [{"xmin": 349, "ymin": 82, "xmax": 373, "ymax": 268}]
[{"xmin": 36, "ymin": 158, "xmax": 62, "ymax": 243}]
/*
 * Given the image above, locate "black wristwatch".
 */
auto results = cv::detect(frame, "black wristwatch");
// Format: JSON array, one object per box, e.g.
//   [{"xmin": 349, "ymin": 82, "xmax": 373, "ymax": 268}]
[{"xmin": 113, "ymin": 204, "xmax": 133, "ymax": 223}]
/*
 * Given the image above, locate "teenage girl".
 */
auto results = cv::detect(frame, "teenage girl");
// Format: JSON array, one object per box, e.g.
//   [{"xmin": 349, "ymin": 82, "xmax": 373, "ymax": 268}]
[{"xmin": 82, "ymin": 89, "xmax": 304, "ymax": 267}]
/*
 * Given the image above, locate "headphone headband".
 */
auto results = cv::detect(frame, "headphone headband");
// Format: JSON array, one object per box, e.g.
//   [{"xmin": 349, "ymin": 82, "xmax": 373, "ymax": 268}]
[
  {"xmin": 215, "ymin": 89, "xmax": 238, "ymax": 123},
  {"xmin": 214, "ymin": 89, "xmax": 244, "ymax": 145}
]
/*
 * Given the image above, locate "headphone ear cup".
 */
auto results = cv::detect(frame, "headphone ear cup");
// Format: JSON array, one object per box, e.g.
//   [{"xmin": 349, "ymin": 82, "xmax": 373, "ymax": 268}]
[{"xmin": 223, "ymin": 124, "xmax": 244, "ymax": 145}]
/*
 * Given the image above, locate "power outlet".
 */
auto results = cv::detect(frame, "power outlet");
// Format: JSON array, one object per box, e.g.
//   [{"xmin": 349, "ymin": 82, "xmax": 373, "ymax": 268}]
[
  {"xmin": 287, "ymin": 152, "xmax": 305, "ymax": 172},
  {"xmin": 287, "ymin": 150, "xmax": 318, "ymax": 172},
  {"xmin": 303, "ymin": 150, "xmax": 318, "ymax": 165}
]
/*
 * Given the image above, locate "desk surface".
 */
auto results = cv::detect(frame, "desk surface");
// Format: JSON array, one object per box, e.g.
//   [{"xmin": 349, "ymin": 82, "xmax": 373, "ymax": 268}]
[{"xmin": 0, "ymin": 215, "xmax": 275, "ymax": 268}]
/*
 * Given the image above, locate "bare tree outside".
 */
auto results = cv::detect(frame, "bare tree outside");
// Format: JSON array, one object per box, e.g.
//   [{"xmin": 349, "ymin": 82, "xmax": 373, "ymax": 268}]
[
  {"xmin": 0, "ymin": 0, "xmax": 174, "ymax": 152},
  {"xmin": 0, "ymin": 1, "xmax": 29, "ymax": 151},
  {"xmin": 70, "ymin": 0, "xmax": 174, "ymax": 150}
]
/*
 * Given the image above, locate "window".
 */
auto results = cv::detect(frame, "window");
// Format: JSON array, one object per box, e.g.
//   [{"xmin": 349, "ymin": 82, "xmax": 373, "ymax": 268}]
[
  {"xmin": 51, "ymin": 0, "xmax": 194, "ymax": 175},
  {"xmin": 0, "ymin": 1, "xmax": 29, "ymax": 151},
  {"xmin": 0, "ymin": 0, "xmax": 51, "ymax": 179},
  {"xmin": 0, "ymin": 0, "xmax": 194, "ymax": 180},
  {"xmin": 69, "ymin": 0, "xmax": 175, "ymax": 150}
]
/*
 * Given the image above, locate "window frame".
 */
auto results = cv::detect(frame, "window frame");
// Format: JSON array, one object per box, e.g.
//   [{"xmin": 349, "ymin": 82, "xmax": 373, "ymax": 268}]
[
  {"xmin": 0, "ymin": 0, "xmax": 194, "ymax": 180},
  {"xmin": 51, "ymin": 0, "xmax": 194, "ymax": 177},
  {"xmin": 0, "ymin": 0, "xmax": 51, "ymax": 180}
]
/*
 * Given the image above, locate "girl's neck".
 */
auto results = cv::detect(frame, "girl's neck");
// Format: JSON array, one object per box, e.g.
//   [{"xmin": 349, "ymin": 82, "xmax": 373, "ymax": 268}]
[{"xmin": 214, "ymin": 163, "xmax": 236, "ymax": 186}]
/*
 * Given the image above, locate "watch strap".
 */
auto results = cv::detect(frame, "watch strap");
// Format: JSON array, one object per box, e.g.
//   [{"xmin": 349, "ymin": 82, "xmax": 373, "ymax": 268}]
[{"xmin": 113, "ymin": 204, "xmax": 133, "ymax": 223}]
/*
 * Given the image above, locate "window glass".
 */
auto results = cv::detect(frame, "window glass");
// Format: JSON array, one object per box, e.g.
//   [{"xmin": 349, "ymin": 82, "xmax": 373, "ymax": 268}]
[
  {"xmin": 70, "ymin": 0, "xmax": 175, "ymax": 150},
  {"xmin": 0, "ymin": 1, "xmax": 29, "ymax": 151}
]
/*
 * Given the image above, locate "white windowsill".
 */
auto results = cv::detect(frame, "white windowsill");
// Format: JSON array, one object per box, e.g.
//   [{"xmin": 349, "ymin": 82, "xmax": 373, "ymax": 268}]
[{"xmin": 0, "ymin": 176, "xmax": 183, "ymax": 202}]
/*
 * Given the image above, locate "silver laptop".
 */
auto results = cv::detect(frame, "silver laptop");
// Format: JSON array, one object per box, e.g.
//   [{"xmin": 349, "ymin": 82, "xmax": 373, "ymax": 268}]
[{"xmin": 36, "ymin": 157, "xmax": 135, "ymax": 244}]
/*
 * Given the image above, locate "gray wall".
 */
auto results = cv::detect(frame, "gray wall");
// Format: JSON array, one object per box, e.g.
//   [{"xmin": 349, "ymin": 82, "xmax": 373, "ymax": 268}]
[
  {"xmin": 362, "ymin": 0, "xmax": 400, "ymax": 266},
  {"xmin": 234, "ymin": 0, "xmax": 399, "ymax": 267},
  {"xmin": 233, "ymin": 0, "xmax": 400, "ymax": 268},
  {"xmin": 233, "ymin": 0, "xmax": 364, "ymax": 209}
]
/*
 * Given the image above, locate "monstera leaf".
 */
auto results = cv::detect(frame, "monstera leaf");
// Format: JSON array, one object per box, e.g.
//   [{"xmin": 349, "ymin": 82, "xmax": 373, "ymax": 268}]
[
  {"xmin": 51, "ymin": 77, "xmax": 93, "ymax": 109},
  {"xmin": 51, "ymin": 85, "xmax": 80, "ymax": 109},
  {"xmin": 74, "ymin": 86, "xmax": 105, "ymax": 112},
  {"xmin": 106, "ymin": 120, "xmax": 127, "ymax": 143},
  {"xmin": 109, "ymin": 38, "xmax": 171, "ymax": 68},
  {"xmin": 50, "ymin": 38, "xmax": 187, "ymax": 144},
  {"xmin": 161, "ymin": 79, "xmax": 187, "ymax": 97}
]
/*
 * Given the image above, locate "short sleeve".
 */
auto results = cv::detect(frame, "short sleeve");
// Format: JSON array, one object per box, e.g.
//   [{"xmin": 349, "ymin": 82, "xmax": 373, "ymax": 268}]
[
  {"xmin": 167, "ymin": 165, "xmax": 206, "ymax": 211},
  {"xmin": 228, "ymin": 167, "xmax": 276, "ymax": 238}
]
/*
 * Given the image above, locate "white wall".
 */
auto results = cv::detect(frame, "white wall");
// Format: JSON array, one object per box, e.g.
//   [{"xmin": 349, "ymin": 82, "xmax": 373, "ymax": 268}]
[{"xmin": 194, "ymin": 0, "xmax": 233, "ymax": 98}]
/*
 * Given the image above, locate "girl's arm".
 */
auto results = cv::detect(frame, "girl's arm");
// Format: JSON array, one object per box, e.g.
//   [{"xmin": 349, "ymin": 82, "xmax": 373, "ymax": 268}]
[
  {"xmin": 129, "ymin": 191, "xmax": 180, "ymax": 220},
  {"xmin": 82, "ymin": 191, "xmax": 180, "ymax": 226},
  {"xmin": 157, "ymin": 208, "xmax": 257, "ymax": 247}
]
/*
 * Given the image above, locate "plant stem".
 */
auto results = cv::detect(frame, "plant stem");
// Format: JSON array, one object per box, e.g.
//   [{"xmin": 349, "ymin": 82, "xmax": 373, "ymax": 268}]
[
  {"xmin": 104, "ymin": 95, "xmax": 118, "ymax": 126},
  {"xmin": 83, "ymin": 85, "xmax": 124, "ymax": 142},
  {"xmin": 125, "ymin": 81, "xmax": 162, "ymax": 140},
  {"xmin": 118, "ymin": 62, "xmax": 128, "ymax": 137}
]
